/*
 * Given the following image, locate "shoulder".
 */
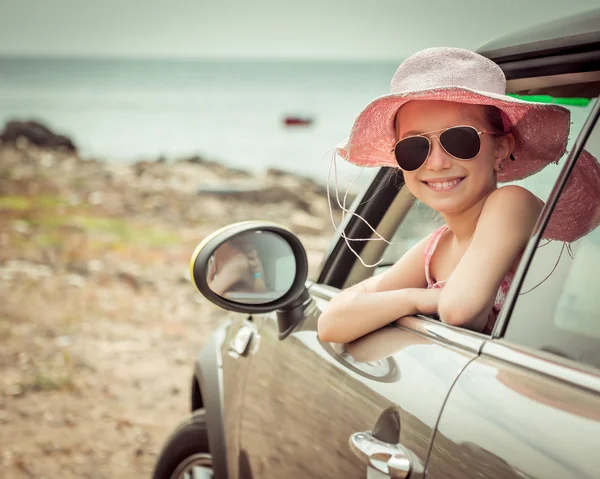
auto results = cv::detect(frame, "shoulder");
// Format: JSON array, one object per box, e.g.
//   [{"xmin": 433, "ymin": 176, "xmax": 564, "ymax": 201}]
[
  {"xmin": 483, "ymin": 185, "xmax": 542, "ymax": 213},
  {"xmin": 477, "ymin": 186, "xmax": 543, "ymax": 243}
]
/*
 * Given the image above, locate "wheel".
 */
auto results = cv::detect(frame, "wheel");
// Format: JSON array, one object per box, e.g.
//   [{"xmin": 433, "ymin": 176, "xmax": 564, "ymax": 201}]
[{"xmin": 152, "ymin": 409, "xmax": 213, "ymax": 479}]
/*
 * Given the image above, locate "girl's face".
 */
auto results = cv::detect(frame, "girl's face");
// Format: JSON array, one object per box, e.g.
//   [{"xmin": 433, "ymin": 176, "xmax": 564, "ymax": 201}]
[{"xmin": 395, "ymin": 100, "xmax": 507, "ymax": 215}]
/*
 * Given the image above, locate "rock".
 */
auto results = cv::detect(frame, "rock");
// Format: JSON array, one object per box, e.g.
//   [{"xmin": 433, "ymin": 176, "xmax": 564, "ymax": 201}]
[
  {"xmin": 265, "ymin": 167, "xmax": 328, "ymax": 197},
  {"xmin": 0, "ymin": 260, "xmax": 53, "ymax": 281},
  {"xmin": 66, "ymin": 274, "xmax": 86, "ymax": 288},
  {"xmin": 87, "ymin": 260, "xmax": 105, "ymax": 274},
  {"xmin": 290, "ymin": 210, "xmax": 326, "ymax": 235},
  {"xmin": 180, "ymin": 155, "xmax": 251, "ymax": 179},
  {"xmin": 56, "ymin": 336, "xmax": 72, "ymax": 347},
  {"xmin": 5, "ymin": 384, "xmax": 24, "ymax": 397},
  {"xmin": 184, "ymin": 154, "xmax": 206, "ymax": 165},
  {"xmin": 196, "ymin": 182, "xmax": 263, "ymax": 196},
  {"xmin": 12, "ymin": 220, "xmax": 31, "ymax": 235},
  {"xmin": 0, "ymin": 120, "xmax": 77, "ymax": 152}
]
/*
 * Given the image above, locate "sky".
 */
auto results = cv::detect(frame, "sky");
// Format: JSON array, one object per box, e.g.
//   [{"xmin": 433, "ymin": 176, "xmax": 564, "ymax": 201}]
[{"xmin": 0, "ymin": 0, "xmax": 598, "ymax": 60}]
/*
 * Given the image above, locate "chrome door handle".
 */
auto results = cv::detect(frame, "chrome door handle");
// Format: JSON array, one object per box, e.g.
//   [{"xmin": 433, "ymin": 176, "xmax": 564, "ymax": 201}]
[
  {"xmin": 349, "ymin": 431, "xmax": 412, "ymax": 478},
  {"xmin": 229, "ymin": 323, "xmax": 254, "ymax": 356}
]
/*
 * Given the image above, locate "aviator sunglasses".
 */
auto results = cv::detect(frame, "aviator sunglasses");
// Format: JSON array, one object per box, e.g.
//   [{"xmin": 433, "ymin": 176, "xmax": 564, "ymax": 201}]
[{"xmin": 392, "ymin": 125, "xmax": 505, "ymax": 172}]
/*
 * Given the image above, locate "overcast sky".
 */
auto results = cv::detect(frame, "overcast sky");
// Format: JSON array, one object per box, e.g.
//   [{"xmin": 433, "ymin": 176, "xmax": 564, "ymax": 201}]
[{"xmin": 0, "ymin": 0, "xmax": 598, "ymax": 60}]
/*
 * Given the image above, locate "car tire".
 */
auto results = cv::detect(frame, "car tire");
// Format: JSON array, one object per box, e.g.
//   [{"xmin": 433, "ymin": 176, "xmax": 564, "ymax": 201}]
[{"xmin": 152, "ymin": 409, "xmax": 213, "ymax": 479}]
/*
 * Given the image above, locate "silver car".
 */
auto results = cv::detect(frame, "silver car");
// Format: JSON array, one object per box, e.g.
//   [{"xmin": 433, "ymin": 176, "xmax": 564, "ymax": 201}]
[{"xmin": 153, "ymin": 9, "xmax": 600, "ymax": 479}]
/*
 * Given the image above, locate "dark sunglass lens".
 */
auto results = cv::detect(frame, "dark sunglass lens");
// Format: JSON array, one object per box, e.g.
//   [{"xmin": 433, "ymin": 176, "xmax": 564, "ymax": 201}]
[
  {"xmin": 440, "ymin": 126, "xmax": 481, "ymax": 159},
  {"xmin": 395, "ymin": 137, "xmax": 430, "ymax": 171}
]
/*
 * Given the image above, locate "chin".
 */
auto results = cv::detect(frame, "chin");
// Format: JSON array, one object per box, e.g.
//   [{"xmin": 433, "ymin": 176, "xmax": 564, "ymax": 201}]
[{"xmin": 425, "ymin": 199, "xmax": 467, "ymax": 215}]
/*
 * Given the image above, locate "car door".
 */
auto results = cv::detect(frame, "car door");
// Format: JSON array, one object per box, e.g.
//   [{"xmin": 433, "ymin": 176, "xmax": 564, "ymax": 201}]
[
  {"xmin": 236, "ymin": 286, "xmax": 483, "ymax": 479},
  {"xmin": 425, "ymin": 101, "xmax": 600, "ymax": 478}
]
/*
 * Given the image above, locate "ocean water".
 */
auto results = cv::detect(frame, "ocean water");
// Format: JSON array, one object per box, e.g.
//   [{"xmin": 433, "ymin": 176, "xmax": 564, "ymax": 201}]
[{"xmin": 0, "ymin": 57, "xmax": 399, "ymax": 185}]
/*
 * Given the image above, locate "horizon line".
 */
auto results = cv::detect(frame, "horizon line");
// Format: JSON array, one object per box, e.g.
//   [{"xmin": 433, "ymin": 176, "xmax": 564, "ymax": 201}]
[{"xmin": 0, "ymin": 52, "xmax": 402, "ymax": 64}]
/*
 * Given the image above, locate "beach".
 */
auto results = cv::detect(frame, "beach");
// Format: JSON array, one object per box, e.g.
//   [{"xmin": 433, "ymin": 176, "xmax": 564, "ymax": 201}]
[{"xmin": 0, "ymin": 133, "xmax": 337, "ymax": 478}]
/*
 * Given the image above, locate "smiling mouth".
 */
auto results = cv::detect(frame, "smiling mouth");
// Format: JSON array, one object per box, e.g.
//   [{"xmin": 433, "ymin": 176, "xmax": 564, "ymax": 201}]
[{"xmin": 423, "ymin": 177, "xmax": 465, "ymax": 190}]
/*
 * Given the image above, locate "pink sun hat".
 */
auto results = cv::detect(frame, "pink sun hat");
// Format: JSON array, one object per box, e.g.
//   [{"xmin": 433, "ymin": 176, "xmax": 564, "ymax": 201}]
[{"xmin": 336, "ymin": 47, "xmax": 600, "ymax": 243}]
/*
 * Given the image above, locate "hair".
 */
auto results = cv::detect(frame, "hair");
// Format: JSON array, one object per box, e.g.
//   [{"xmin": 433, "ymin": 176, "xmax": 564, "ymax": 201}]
[{"xmin": 483, "ymin": 105, "xmax": 507, "ymax": 134}]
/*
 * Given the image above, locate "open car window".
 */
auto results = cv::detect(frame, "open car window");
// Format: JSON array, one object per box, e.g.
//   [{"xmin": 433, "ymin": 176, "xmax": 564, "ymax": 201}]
[{"xmin": 376, "ymin": 100, "xmax": 598, "ymax": 274}]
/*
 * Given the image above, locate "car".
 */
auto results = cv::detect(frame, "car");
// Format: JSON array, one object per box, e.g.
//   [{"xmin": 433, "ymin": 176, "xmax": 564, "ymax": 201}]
[{"xmin": 152, "ymin": 9, "xmax": 600, "ymax": 479}]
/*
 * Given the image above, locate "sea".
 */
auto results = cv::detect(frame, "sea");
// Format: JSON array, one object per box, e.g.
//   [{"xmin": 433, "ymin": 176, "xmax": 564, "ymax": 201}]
[{"xmin": 0, "ymin": 57, "xmax": 400, "ymax": 186}]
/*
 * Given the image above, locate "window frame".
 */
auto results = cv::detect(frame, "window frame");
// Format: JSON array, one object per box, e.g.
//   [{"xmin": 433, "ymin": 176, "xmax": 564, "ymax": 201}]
[
  {"xmin": 316, "ymin": 167, "xmax": 404, "ymax": 288},
  {"xmin": 492, "ymin": 99, "xmax": 600, "ymax": 347}
]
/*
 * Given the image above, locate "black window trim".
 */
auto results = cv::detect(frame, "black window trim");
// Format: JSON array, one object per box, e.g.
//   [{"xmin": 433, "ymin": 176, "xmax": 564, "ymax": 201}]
[
  {"xmin": 492, "ymin": 99, "xmax": 600, "ymax": 339},
  {"xmin": 316, "ymin": 167, "xmax": 404, "ymax": 288},
  {"xmin": 477, "ymin": 8, "xmax": 600, "ymax": 81}
]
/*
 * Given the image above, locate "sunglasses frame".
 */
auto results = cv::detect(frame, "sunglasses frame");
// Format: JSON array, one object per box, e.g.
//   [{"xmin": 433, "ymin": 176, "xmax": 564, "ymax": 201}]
[{"xmin": 391, "ymin": 125, "xmax": 503, "ymax": 172}]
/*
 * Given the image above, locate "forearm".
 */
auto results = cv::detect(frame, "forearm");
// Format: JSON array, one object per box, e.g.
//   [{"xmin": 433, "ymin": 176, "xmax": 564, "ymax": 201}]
[
  {"xmin": 209, "ymin": 258, "xmax": 248, "ymax": 295},
  {"xmin": 318, "ymin": 288, "xmax": 438, "ymax": 344},
  {"xmin": 209, "ymin": 272, "xmax": 242, "ymax": 296},
  {"xmin": 438, "ymin": 286, "xmax": 494, "ymax": 332}
]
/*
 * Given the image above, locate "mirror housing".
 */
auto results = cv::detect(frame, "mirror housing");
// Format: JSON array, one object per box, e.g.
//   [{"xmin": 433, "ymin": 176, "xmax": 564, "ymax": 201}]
[{"xmin": 190, "ymin": 221, "xmax": 311, "ymax": 338}]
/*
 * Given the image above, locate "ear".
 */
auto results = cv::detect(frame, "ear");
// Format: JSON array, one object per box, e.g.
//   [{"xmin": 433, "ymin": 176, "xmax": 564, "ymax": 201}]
[{"xmin": 494, "ymin": 133, "xmax": 515, "ymax": 169}]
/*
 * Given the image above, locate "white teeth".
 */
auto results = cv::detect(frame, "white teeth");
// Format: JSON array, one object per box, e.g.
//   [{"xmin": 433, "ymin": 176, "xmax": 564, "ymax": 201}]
[{"xmin": 428, "ymin": 178, "xmax": 462, "ymax": 189}]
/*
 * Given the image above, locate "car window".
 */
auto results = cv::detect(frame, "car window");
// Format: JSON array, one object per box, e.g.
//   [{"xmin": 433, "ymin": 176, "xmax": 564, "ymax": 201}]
[
  {"xmin": 504, "ymin": 107, "xmax": 600, "ymax": 371},
  {"xmin": 379, "ymin": 198, "xmax": 444, "ymax": 267},
  {"xmin": 379, "ymin": 102, "xmax": 597, "ymax": 270}
]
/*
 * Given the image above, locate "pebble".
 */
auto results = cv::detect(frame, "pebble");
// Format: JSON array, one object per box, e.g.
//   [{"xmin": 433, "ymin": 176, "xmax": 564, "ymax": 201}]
[
  {"xmin": 56, "ymin": 336, "xmax": 72, "ymax": 348},
  {"xmin": 66, "ymin": 274, "xmax": 86, "ymax": 288}
]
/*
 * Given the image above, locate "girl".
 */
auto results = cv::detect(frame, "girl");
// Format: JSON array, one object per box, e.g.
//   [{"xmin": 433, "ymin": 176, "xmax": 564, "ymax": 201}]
[{"xmin": 317, "ymin": 47, "xmax": 594, "ymax": 344}]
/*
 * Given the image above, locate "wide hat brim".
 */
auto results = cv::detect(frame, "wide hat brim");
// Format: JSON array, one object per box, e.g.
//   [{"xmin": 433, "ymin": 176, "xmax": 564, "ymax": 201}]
[
  {"xmin": 545, "ymin": 149, "xmax": 600, "ymax": 243},
  {"xmin": 337, "ymin": 87, "xmax": 600, "ymax": 244},
  {"xmin": 339, "ymin": 86, "xmax": 571, "ymax": 183}
]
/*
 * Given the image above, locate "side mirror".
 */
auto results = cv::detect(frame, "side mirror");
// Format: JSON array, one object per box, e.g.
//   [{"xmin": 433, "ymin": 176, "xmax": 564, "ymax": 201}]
[{"xmin": 190, "ymin": 221, "xmax": 311, "ymax": 338}]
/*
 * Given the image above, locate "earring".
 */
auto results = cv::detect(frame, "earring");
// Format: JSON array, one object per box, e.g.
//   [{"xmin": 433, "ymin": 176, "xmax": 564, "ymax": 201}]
[{"xmin": 498, "ymin": 163, "xmax": 504, "ymax": 171}]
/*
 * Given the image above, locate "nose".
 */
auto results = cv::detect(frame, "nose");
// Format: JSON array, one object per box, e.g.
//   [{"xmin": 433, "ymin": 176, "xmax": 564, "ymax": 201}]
[{"xmin": 425, "ymin": 136, "xmax": 453, "ymax": 171}]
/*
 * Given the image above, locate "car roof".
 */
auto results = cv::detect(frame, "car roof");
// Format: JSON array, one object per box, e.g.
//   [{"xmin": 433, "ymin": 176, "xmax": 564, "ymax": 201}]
[{"xmin": 478, "ymin": 8, "xmax": 600, "ymax": 62}]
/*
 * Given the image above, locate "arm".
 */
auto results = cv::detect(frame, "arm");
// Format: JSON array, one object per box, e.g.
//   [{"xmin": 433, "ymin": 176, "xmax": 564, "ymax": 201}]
[
  {"xmin": 317, "ymin": 234, "xmax": 439, "ymax": 343},
  {"xmin": 208, "ymin": 253, "xmax": 250, "ymax": 296},
  {"xmin": 438, "ymin": 186, "xmax": 542, "ymax": 331}
]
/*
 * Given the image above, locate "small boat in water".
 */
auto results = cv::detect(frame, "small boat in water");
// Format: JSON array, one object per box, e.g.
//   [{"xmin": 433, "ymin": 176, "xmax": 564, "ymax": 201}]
[{"xmin": 283, "ymin": 116, "xmax": 313, "ymax": 127}]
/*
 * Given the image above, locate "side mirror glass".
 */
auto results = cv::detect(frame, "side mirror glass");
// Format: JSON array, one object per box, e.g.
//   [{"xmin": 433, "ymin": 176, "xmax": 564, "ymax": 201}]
[{"xmin": 206, "ymin": 230, "xmax": 296, "ymax": 305}]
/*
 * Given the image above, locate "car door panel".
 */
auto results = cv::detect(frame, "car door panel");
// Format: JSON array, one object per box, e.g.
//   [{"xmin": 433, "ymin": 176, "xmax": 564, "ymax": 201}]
[
  {"xmin": 218, "ymin": 316, "xmax": 264, "ymax": 478},
  {"xmin": 339, "ymin": 316, "xmax": 481, "ymax": 475},
  {"xmin": 426, "ymin": 342, "xmax": 600, "ymax": 479},
  {"xmin": 238, "ymin": 301, "xmax": 366, "ymax": 478},
  {"xmin": 238, "ymin": 286, "xmax": 484, "ymax": 478}
]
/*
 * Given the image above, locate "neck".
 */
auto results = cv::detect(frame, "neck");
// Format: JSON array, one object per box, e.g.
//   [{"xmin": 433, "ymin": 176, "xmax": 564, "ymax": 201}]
[{"xmin": 442, "ymin": 188, "xmax": 496, "ymax": 244}]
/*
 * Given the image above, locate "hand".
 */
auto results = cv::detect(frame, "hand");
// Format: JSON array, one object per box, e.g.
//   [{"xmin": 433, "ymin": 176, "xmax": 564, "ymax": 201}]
[
  {"xmin": 415, "ymin": 288, "xmax": 442, "ymax": 316},
  {"xmin": 393, "ymin": 288, "xmax": 441, "ymax": 326}
]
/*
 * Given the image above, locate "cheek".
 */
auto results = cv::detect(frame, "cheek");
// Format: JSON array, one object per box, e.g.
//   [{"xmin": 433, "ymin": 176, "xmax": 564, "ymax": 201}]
[
  {"xmin": 402, "ymin": 172, "xmax": 420, "ymax": 191},
  {"xmin": 465, "ymin": 145, "xmax": 496, "ymax": 173},
  {"xmin": 402, "ymin": 172, "xmax": 430, "ymax": 202},
  {"xmin": 464, "ymin": 159, "xmax": 498, "ymax": 191},
  {"xmin": 479, "ymin": 142, "xmax": 498, "ymax": 167}
]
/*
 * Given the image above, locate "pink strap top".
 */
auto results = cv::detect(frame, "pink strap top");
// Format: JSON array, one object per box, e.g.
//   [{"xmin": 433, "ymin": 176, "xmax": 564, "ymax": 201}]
[{"xmin": 424, "ymin": 225, "xmax": 513, "ymax": 333}]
